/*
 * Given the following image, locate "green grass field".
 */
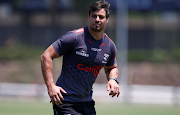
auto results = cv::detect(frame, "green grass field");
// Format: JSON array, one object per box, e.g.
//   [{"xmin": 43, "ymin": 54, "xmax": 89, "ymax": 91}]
[{"xmin": 0, "ymin": 101, "xmax": 180, "ymax": 115}]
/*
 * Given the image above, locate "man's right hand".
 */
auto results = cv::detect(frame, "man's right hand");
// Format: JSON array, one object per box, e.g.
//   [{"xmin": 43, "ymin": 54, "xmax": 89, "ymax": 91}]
[{"xmin": 48, "ymin": 85, "xmax": 67, "ymax": 105}]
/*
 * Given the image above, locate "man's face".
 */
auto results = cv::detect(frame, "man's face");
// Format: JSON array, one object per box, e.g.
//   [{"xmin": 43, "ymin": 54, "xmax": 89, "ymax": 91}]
[{"xmin": 88, "ymin": 8, "xmax": 109, "ymax": 32}]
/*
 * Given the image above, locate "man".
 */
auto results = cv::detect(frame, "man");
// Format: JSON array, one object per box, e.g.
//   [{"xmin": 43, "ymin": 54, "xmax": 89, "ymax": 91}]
[{"xmin": 41, "ymin": 1, "xmax": 120, "ymax": 115}]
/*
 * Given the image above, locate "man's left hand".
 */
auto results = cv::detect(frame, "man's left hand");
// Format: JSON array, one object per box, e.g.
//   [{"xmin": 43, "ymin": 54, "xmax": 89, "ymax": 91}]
[{"xmin": 107, "ymin": 79, "xmax": 120, "ymax": 97}]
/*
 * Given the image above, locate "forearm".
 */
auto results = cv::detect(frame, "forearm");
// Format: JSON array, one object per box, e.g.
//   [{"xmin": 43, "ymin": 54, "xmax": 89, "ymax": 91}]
[
  {"xmin": 41, "ymin": 54, "xmax": 55, "ymax": 89},
  {"xmin": 104, "ymin": 63, "xmax": 118, "ymax": 80},
  {"xmin": 106, "ymin": 67, "xmax": 118, "ymax": 80}
]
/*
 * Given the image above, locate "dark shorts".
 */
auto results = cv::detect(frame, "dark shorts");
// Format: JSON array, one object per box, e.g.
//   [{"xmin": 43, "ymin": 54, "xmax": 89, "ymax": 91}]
[{"xmin": 53, "ymin": 101, "xmax": 96, "ymax": 115}]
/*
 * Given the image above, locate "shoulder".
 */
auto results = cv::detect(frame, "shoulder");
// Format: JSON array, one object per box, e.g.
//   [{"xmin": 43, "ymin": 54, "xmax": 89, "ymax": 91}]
[
  {"xmin": 59, "ymin": 28, "xmax": 85, "ymax": 42},
  {"xmin": 72, "ymin": 27, "xmax": 85, "ymax": 36},
  {"xmin": 74, "ymin": 28, "xmax": 85, "ymax": 34},
  {"xmin": 68, "ymin": 28, "xmax": 86, "ymax": 43},
  {"xmin": 104, "ymin": 33, "xmax": 116, "ymax": 47},
  {"xmin": 62, "ymin": 27, "xmax": 85, "ymax": 37},
  {"xmin": 66, "ymin": 27, "xmax": 85, "ymax": 39}
]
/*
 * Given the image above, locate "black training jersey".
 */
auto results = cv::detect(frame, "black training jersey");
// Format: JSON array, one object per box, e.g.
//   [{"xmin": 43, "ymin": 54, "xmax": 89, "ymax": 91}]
[{"xmin": 52, "ymin": 27, "xmax": 117, "ymax": 102}]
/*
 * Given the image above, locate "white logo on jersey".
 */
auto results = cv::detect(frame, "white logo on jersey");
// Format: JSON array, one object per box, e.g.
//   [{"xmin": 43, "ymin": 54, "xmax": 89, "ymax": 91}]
[
  {"xmin": 91, "ymin": 47, "xmax": 102, "ymax": 52},
  {"xmin": 103, "ymin": 53, "xmax": 109, "ymax": 61},
  {"xmin": 102, "ymin": 61, "xmax": 107, "ymax": 64},
  {"xmin": 76, "ymin": 50, "xmax": 89, "ymax": 57}
]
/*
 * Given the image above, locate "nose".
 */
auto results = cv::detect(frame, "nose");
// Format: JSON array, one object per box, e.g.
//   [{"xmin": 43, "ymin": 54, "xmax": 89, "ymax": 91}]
[
  {"xmin": 95, "ymin": 16, "xmax": 100, "ymax": 21},
  {"xmin": 95, "ymin": 16, "xmax": 100, "ymax": 23}
]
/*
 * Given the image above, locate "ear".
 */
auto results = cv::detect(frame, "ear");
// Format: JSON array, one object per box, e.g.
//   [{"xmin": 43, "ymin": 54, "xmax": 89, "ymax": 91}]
[{"xmin": 106, "ymin": 17, "xmax": 109, "ymax": 23}]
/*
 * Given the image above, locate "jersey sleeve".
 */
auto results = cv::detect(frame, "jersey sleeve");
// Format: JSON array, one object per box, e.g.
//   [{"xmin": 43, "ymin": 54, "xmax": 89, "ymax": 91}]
[
  {"xmin": 52, "ymin": 31, "xmax": 76, "ymax": 56},
  {"xmin": 105, "ymin": 42, "xmax": 117, "ymax": 66}
]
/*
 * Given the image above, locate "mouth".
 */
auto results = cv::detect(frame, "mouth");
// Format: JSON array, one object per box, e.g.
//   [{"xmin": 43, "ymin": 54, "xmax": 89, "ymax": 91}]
[
  {"xmin": 94, "ymin": 21, "xmax": 101, "ymax": 26},
  {"xmin": 94, "ymin": 23, "xmax": 101, "ymax": 27},
  {"xmin": 94, "ymin": 23, "xmax": 100, "ymax": 26}
]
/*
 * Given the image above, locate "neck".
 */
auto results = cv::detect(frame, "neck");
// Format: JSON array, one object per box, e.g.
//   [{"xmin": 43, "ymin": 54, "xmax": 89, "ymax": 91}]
[{"xmin": 88, "ymin": 27, "xmax": 104, "ymax": 40}]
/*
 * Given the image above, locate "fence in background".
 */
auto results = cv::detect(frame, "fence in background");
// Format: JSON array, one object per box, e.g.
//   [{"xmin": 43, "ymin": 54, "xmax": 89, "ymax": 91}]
[{"xmin": 0, "ymin": 83, "xmax": 179, "ymax": 105}]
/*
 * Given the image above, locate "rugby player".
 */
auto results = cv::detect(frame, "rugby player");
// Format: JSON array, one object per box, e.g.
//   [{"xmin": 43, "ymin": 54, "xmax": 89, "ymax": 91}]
[{"xmin": 41, "ymin": 1, "xmax": 120, "ymax": 115}]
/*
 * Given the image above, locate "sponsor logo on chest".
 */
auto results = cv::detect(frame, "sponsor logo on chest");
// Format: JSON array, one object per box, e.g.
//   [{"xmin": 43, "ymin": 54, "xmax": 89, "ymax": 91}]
[
  {"xmin": 91, "ymin": 47, "xmax": 102, "ymax": 52},
  {"xmin": 76, "ymin": 50, "xmax": 89, "ymax": 57},
  {"xmin": 77, "ymin": 64, "xmax": 103, "ymax": 76}
]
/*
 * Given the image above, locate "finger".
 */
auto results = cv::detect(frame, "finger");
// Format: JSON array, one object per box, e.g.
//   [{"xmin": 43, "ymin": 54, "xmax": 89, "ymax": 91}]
[
  {"xmin": 110, "ymin": 88, "xmax": 117, "ymax": 97},
  {"xmin": 109, "ymin": 93, "xmax": 116, "ymax": 97},
  {"xmin": 57, "ymin": 98, "xmax": 62, "ymax": 105},
  {"xmin": 55, "ymin": 95, "xmax": 62, "ymax": 105},
  {"xmin": 117, "ymin": 88, "xmax": 120, "ymax": 97},
  {"xmin": 114, "ymin": 87, "xmax": 120, "ymax": 97},
  {"xmin": 112, "ymin": 93, "xmax": 116, "ymax": 97},
  {"xmin": 110, "ymin": 86, "xmax": 115, "ymax": 92},
  {"xmin": 55, "ymin": 101, "xmax": 59, "ymax": 106},
  {"xmin": 53, "ymin": 98, "xmax": 59, "ymax": 106},
  {"xmin": 50, "ymin": 99, "xmax": 54, "ymax": 105},
  {"xmin": 108, "ymin": 86, "xmax": 115, "ymax": 96},
  {"xmin": 114, "ymin": 86, "xmax": 119, "ymax": 92},
  {"xmin": 109, "ymin": 91, "xmax": 116, "ymax": 96},
  {"xmin": 117, "ymin": 92, "xmax": 120, "ymax": 97},
  {"xmin": 57, "ymin": 93, "xmax": 64, "ymax": 102},
  {"xmin": 115, "ymin": 87, "xmax": 118, "ymax": 94},
  {"xmin": 52, "ymin": 101, "xmax": 54, "ymax": 105},
  {"xmin": 109, "ymin": 92, "xmax": 112, "ymax": 95},
  {"xmin": 107, "ymin": 84, "xmax": 110, "ymax": 91},
  {"xmin": 60, "ymin": 87, "xmax": 67, "ymax": 94},
  {"xmin": 111, "ymin": 90, "xmax": 116, "ymax": 97},
  {"xmin": 50, "ymin": 96, "xmax": 55, "ymax": 105}
]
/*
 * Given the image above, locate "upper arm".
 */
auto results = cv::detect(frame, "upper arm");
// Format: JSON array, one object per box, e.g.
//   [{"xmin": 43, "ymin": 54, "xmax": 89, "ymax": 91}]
[
  {"xmin": 41, "ymin": 45, "xmax": 60, "ymax": 60},
  {"xmin": 105, "ymin": 41, "xmax": 117, "ymax": 67}
]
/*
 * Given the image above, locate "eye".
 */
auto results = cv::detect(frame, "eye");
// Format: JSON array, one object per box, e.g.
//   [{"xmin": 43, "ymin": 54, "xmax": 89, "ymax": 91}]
[
  {"xmin": 91, "ymin": 15, "xmax": 97, "ymax": 18},
  {"xmin": 99, "ymin": 15, "xmax": 105, "ymax": 19}
]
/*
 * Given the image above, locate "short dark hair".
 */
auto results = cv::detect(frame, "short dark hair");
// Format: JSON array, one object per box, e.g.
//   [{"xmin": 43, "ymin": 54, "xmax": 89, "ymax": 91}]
[{"xmin": 88, "ymin": 1, "xmax": 110, "ymax": 18}]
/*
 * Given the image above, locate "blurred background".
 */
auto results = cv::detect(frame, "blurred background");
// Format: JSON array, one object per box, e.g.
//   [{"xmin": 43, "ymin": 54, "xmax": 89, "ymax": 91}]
[{"xmin": 0, "ymin": 0, "xmax": 180, "ymax": 114}]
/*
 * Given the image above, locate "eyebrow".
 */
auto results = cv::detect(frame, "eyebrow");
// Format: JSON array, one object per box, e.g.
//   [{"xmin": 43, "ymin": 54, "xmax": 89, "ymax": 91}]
[{"xmin": 91, "ymin": 13, "xmax": 105, "ymax": 16}]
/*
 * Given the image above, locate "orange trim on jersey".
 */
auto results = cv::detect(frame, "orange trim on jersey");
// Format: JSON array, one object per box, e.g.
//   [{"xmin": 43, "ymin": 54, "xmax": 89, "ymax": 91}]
[
  {"xmin": 87, "ymin": 39, "xmax": 93, "ymax": 45},
  {"xmin": 100, "ymin": 42, "xmax": 105, "ymax": 46},
  {"xmin": 104, "ymin": 33, "xmax": 111, "ymax": 40},
  {"xmin": 74, "ymin": 28, "xmax": 85, "ymax": 33}
]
